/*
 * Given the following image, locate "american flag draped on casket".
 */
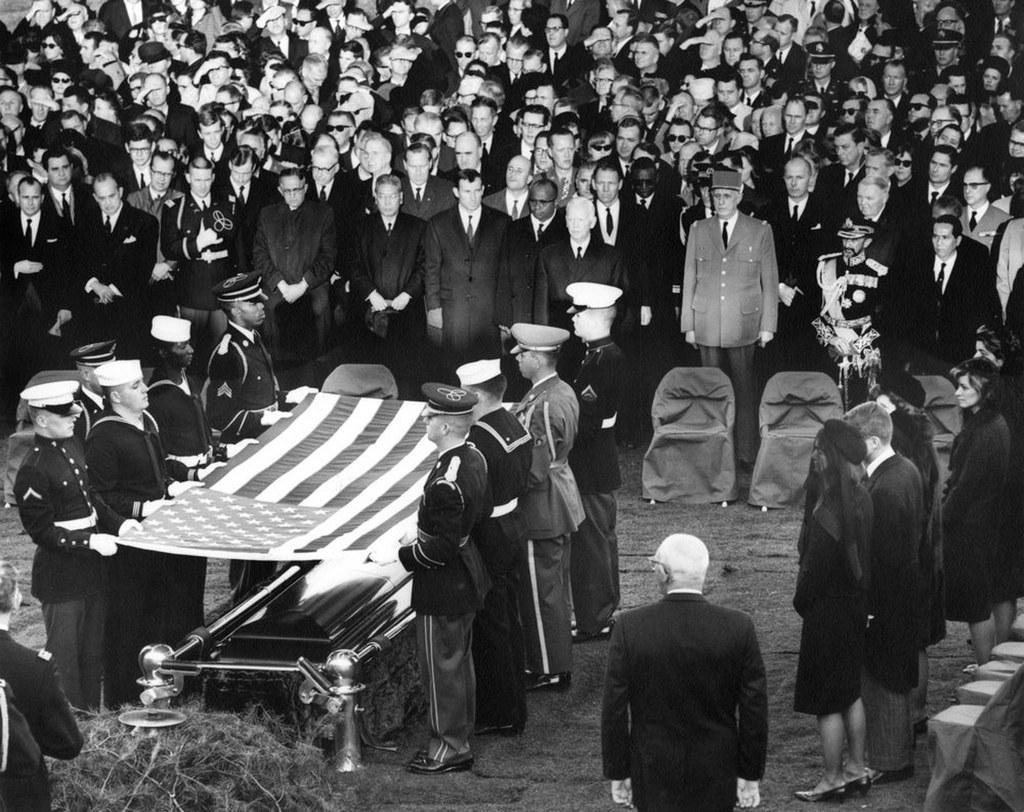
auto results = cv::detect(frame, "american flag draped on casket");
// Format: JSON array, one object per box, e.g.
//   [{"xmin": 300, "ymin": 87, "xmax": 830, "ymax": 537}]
[{"xmin": 120, "ymin": 393, "xmax": 433, "ymax": 560}]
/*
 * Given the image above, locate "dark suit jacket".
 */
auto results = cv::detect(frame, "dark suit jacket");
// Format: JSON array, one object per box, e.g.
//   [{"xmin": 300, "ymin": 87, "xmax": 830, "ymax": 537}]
[
  {"xmin": 548, "ymin": 43, "xmax": 589, "ymax": 91},
  {"xmin": 497, "ymin": 211, "xmax": 568, "ymax": 325},
  {"xmin": 427, "ymin": 1, "xmax": 465, "ymax": 67},
  {"xmin": 424, "ymin": 205, "xmax": 510, "ymax": 358},
  {"xmin": 253, "ymin": 200, "xmax": 337, "ymax": 291},
  {"xmin": 42, "ymin": 183, "xmax": 93, "ymax": 231},
  {"xmin": 602, "ymin": 593, "xmax": 768, "ymax": 812},
  {"xmin": 76, "ymin": 203, "xmax": 158, "ymax": 304},
  {"xmin": 774, "ymin": 44, "xmax": 807, "ymax": 91},
  {"xmin": 401, "ymin": 175, "xmax": 456, "ymax": 222},
  {"xmin": 98, "ymin": 0, "xmax": 154, "ymax": 41},
  {"xmin": 0, "ymin": 208, "xmax": 74, "ymax": 322},
  {"xmin": 351, "ymin": 211, "xmax": 426, "ymax": 302},
  {"xmin": 766, "ymin": 194, "xmax": 829, "ymax": 337},
  {"xmin": 163, "ymin": 103, "xmax": 199, "ymax": 152},
  {"xmin": 549, "ymin": 0, "xmax": 599, "ymax": 46},
  {"xmin": 536, "ymin": 237, "xmax": 627, "ymax": 330},
  {"xmin": 633, "ymin": 192, "xmax": 684, "ymax": 324},
  {"xmin": 816, "ymin": 164, "xmax": 867, "ymax": 226}
]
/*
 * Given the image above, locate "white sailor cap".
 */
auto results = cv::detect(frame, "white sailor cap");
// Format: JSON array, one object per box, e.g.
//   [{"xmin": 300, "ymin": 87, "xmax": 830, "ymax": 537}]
[
  {"xmin": 456, "ymin": 359, "xmax": 502, "ymax": 387},
  {"xmin": 256, "ymin": 4, "xmax": 286, "ymax": 26},
  {"xmin": 151, "ymin": 315, "xmax": 191, "ymax": 344},
  {"xmin": 95, "ymin": 359, "xmax": 144, "ymax": 388},
  {"xmin": 21, "ymin": 380, "xmax": 82, "ymax": 415},
  {"xmin": 566, "ymin": 282, "xmax": 622, "ymax": 313}
]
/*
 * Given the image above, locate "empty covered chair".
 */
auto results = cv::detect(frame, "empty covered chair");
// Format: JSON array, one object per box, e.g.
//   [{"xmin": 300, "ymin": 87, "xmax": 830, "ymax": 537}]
[
  {"xmin": 321, "ymin": 364, "xmax": 399, "ymax": 399},
  {"xmin": 748, "ymin": 372, "xmax": 843, "ymax": 508},
  {"xmin": 642, "ymin": 367, "xmax": 737, "ymax": 503},
  {"xmin": 915, "ymin": 375, "xmax": 962, "ymax": 482}
]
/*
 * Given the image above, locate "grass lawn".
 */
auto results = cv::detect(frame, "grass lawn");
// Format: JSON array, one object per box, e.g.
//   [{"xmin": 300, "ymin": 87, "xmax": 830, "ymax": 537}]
[{"xmin": 1, "ymin": 430, "xmax": 980, "ymax": 811}]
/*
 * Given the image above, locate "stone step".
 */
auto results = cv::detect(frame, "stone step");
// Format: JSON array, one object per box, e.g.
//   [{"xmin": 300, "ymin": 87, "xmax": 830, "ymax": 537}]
[
  {"xmin": 977, "ymin": 660, "xmax": 1020, "ymax": 682},
  {"xmin": 955, "ymin": 680, "xmax": 1002, "ymax": 706},
  {"xmin": 990, "ymin": 641, "xmax": 1024, "ymax": 663}
]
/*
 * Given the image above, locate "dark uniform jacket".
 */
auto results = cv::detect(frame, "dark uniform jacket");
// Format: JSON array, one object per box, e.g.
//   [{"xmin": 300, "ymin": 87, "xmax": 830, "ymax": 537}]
[
  {"xmin": 160, "ymin": 194, "xmax": 246, "ymax": 311},
  {"xmin": 0, "ymin": 678, "xmax": 44, "ymax": 806},
  {"xmin": 601, "ymin": 594, "xmax": 768, "ymax": 812},
  {"xmin": 399, "ymin": 441, "xmax": 491, "ymax": 615},
  {"xmin": 73, "ymin": 389, "xmax": 105, "ymax": 446},
  {"xmin": 86, "ymin": 410, "xmax": 169, "ymax": 521},
  {"xmin": 569, "ymin": 337, "xmax": 624, "ymax": 494},
  {"xmin": 147, "ymin": 365, "xmax": 219, "ymax": 481},
  {"xmin": 469, "ymin": 409, "xmax": 531, "ymax": 575},
  {"xmin": 14, "ymin": 435, "xmax": 125, "ymax": 603},
  {"xmin": 0, "ymin": 631, "xmax": 83, "ymax": 812},
  {"xmin": 205, "ymin": 323, "xmax": 281, "ymax": 442}
]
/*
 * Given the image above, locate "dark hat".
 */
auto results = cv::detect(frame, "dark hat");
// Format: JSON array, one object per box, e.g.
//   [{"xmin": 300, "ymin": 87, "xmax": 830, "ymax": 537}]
[
  {"xmin": 806, "ymin": 41, "xmax": 836, "ymax": 61},
  {"xmin": 981, "ymin": 55, "xmax": 1011, "ymax": 76},
  {"xmin": 711, "ymin": 168, "xmax": 743, "ymax": 191},
  {"xmin": 139, "ymin": 41, "xmax": 171, "ymax": 64},
  {"xmin": 421, "ymin": 382, "xmax": 478, "ymax": 415},
  {"xmin": 510, "ymin": 323, "xmax": 571, "ymax": 354},
  {"xmin": 213, "ymin": 271, "xmax": 267, "ymax": 304},
  {"xmin": 837, "ymin": 218, "xmax": 874, "ymax": 239},
  {"xmin": 932, "ymin": 29, "xmax": 962, "ymax": 48},
  {"xmin": 70, "ymin": 340, "xmax": 117, "ymax": 366},
  {"xmin": 877, "ymin": 369, "xmax": 926, "ymax": 409},
  {"xmin": 818, "ymin": 419, "xmax": 867, "ymax": 465},
  {"xmin": 48, "ymin": 58, "xmax": 76, "ymax": 79}
]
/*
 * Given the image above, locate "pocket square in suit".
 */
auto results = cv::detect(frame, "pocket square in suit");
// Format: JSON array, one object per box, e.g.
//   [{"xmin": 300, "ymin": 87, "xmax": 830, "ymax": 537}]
[
  {"xmin": 811, "ymin": 224, "xmax": 821, "ymax": 230},
  {"xmin": 46, "ymin": 237, "xmax": 58, "ymax": 243},
  {"xmin": 124, "ymin": 235, "xmax": 137, "ymax": 243}
]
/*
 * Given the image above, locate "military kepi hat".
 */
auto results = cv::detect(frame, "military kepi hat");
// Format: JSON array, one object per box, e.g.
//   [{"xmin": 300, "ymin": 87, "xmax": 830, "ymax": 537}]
[
  {"xmin": 711, "ymin": 169, "xmax": 743, "ymax": 191},
  {"xmin": 70, "ymin": 340, "xmax": 116, "ymax": 366},
  {"xmin": 21, "ymin": 380, "xmax": 82, "ymax": 416},
  {"xmin": 566, "ymin": 282, "xmax": 622, "ymax": 313},
  {"xmin": 510, "ymin": 323, "xmax": 571, "ymax": 354},
  {"xmin": 421, "ymin": 383, "xmax": 478, "ymax": 415},
  {"xmin": 214, "ymin": 271, "xmax": 267, "ymax": 304},
  {"xmin": 456, "ymin": 359, "xmax": 502, "ymax": 387},
  {"xmin": 806, "ymin": 41, "xmax": 836, "ymax": 61}
]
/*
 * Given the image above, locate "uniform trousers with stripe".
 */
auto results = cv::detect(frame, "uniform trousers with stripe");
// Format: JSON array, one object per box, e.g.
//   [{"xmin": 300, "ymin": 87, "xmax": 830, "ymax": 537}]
[
  {"xmin": 570, "ymin": 492, "xmax": 619, "ymax": 636},
  {"xmin": 517, "ymin": 535, "xmax": 573, "ymax": 675},
  {"xmin": 861, "ymin": 668, "xmax": 913, "ymax": 771},
  {"xmin": 416, "ymin": 613, "xmax": 475, "ymax": 762},
  {"xmin": 41, "ymin": 595, "xmax": 105, "ymax": 711}
]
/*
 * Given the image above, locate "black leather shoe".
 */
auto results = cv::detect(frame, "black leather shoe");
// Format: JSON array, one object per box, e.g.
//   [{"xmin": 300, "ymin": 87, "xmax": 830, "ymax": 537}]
[
  {"xmin": 572, "ymin": 619, "xmax": 615, "ymax": 642},
  {"xmin": 866, "ymin": 766, "xmax": 913, "ymax": 785},
  {"xmin": 794, "ymin": 785, "xmax": 845, "ymax": 802},
  {"xmin": 525, "ymin": 671, "xmax": 571, "ymax": 691},
  {"xmin": 407, "ymin": 754, "xmax": 474, "ymax": 774},
  {"xmin": 473, "ymin": 723, "xmax": 519, "ymax": 737}
]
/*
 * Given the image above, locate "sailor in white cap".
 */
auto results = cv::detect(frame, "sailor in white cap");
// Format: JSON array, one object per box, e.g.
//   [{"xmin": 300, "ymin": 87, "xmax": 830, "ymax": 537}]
[
  {"xmin": 565, "ymin": 283, "xmax": 625, "ymax": 641},
  {"xmin": 456, "ymin": 358, "xmax": 532, "ymax": 735},
  {"xmin": 86, "ymin": 358, "xmax": 199, "ymax": 707},
  {"xmin": 510, "ymin": 324, "xmax": 585, "ymax": 691},
  {"xmin": 14, "ymin": 379, "xmax": 139, "ymax": 710}
]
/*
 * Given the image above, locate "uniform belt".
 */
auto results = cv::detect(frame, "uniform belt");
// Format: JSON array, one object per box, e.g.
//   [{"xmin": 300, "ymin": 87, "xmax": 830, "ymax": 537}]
[
  {"xmin": 168, "ymin": 452, "xmax": 210, "ymax": 467},
  {"xmin": 829, "ymin": 315, "xmax": 872, "ymax": 329},
  {"xmin": 491, "ymin": 498, "xmax": 518, "ymax": 518},
  {"xmin": 601, "ymin": 413, "xmax": 617, "ymax": 429},
  {"xmin": 54, "ymin": 512, "xmax": 98, "ymax": 531}
]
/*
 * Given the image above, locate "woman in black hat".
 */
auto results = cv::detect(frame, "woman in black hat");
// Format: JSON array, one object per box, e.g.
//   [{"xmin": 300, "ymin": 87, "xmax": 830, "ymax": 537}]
[
  {"xmin": 943, "ymin": 357, "xmax": 1010, "ymax": 669},
  {"xmin": 793, "ymin": 420, "xmax": 874, "ymax": 802}
]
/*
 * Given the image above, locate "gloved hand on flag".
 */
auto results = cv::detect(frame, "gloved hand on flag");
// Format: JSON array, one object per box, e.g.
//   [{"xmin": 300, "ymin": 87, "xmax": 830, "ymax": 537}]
[
  {"xmin": 368, "ymin": 537, "xmax": 402, "ymax": 565},
  {"xmin": 142, "ymin": 499, "xmax": 172, "ymax": 517},
  {"xmin": 118, "ymin": 519, "xmax": 143, "ymax": 536},
  {"xmin": 260, "ymin": 409, "xmax": 292, "ymax": 426},
  {"xmin": 197, "ymin": 462, "xmax": 227, "ymax": 480},
  {"xmin": 224, "ymin": 438, "xmax": 258, "ymax": 458},
  {"xmin": 168, "ymin": 480, "xmax": 204, "ymax": 498},
  {"xmin": 89, "ymin": 533, "xmax": 118, "ymax": 556},
  {"xmin": 285, "ymin": 386, "xmax": 318, "ymax": 404}
]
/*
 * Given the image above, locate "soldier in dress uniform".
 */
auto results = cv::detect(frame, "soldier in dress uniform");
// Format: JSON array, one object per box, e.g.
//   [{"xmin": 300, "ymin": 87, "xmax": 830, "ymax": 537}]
[
  {"xmin": 0, "ymin": 561, "xmax": 83, "ymax": 812},
  {"xmin": 456, "ymin": 359, "xmax": 532, "ymax": 736},
  {"xmin": 0, "ymin": 678, "xmax": 45, "ymax": 812},
  {"xmin": 565, "ymin": 283, "xmax": 625, "ymax": 642},
  {"xmin": 205, "ymin": 273, "xmax": 317, "ymax": 600},
  {"xmin": 86, "ymin": 359, "xmax": 199, "ymax": 707},
  {"xmin": 161, "ymin": 156, "xmax": 246, "ymax": 367},
  {"xmin": 510, "ymin": 324, "xmax": 585, "ymax": 691},
  {"xmin": 14, "ymin": 381, "xmax": 132, "ymax": 711},
  {"xmin": 814, "ymin": 219, "xmax": 887, "ymax": 402},
  {"xmin": 68, "ymin": 340, "xmax": 116, "ymax": 443},
  {"xmin": 370, "ymin": 383, "xmax": 491, "ymax": 774}
]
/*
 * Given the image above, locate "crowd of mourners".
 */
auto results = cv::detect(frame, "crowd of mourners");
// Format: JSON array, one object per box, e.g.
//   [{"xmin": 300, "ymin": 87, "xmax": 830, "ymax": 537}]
[{"xmin": 1, "ymin": 0, "xmax": 1024, "ymax": 805}]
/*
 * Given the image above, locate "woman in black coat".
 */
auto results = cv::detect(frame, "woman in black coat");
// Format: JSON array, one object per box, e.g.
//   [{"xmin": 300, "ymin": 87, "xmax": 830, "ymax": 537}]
[
  {"xmin": 793, "ymin": 420, "xmax": 874, "ymax": 802},
  {"xmin": 943, "ymin": 357, "xmax": 1011, "ymax": 668}
]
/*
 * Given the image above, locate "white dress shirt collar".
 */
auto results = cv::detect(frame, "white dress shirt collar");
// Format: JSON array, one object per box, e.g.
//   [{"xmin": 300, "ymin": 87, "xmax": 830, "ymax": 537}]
[{"xmin": 865, "ymin": 446, "xmax": 895, "ymax": 478}]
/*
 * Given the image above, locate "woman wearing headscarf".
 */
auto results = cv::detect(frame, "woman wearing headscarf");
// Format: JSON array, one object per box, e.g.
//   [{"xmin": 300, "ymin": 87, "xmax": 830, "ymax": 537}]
[
  {"xmin": 793, "ymin": 420, "xmax": 874, "ymax": 802},
  {"xmin": 943, "ymin": 357, "xmax": 1011, "ymax": 668}
]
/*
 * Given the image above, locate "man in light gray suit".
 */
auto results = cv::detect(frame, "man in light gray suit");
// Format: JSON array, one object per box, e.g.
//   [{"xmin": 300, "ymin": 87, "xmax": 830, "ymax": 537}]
[{"xmin": 483, "ymin": 156, "xmax": 531, "ymax": 220}]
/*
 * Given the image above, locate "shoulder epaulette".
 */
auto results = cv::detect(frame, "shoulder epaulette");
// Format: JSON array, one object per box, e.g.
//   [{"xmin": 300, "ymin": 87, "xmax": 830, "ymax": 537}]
[
  {"xmin": 443, "ymin": 455, "xmax": 461, "ymax": 481},
  {"xmin": 37, "ymin": 649, "xmax": 52, "ymax": 661},
  {"xmin": 817, "ymin": 252, "xmax": 842, "ymax": 261},
  {"xmin": 865, "ymin": 258, "xmax": 888, "ymax": 275},
  {"xmin": 215, "ymin": 333, "xmax": 232, "ymax": 356}
]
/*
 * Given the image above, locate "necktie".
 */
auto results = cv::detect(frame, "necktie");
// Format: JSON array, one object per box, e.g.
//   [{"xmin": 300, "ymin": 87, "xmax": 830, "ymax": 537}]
[
  {"xmin": 936, "ymin": 262, "xmax": 946, "ymax": 296},
  {"xmin": 576, "ymin": 245, "xmax": 583, "ymax": 259},
  {"xmin": 785, "ymin": 136, "xmax": 793, "ymax": 156},
  {"xmin": 605, "ymin": 206, "xmax": 613, "ymax": 236},
  {"xmin": 792, "ymin": 205, "xmax": 799, "ymax": 221},
  {"xmin": 466, "ymin": 216, "xmax": 474, "ymax": 243},
  {"xmin": 536, "ymin": 223, "xmax": 544, "ymax": 241},
  {"xmin": 61, "ymin": 193, "xmax": 69, "ymax": 219},
  {"xmin": 845, "ymin": 170, "xmax": 854, "ymax": 187},
  {"xmin": 239, "ymin": 186, "xmax": 247, "ymax": 205},
  {"xmin": 969, "ymin": 211, "xmax": 978, "ymax": 231},
  {"xmin": 415, "ymin": 187, "xmax": 423, "ymax": 204},
  {"xmin": 511, "ymin": 198, "xmax": 520, "ymax": 219},
  {"xmin": 105, "ymin": 216, "xmax": 112, "ymax": 234},
  {"xmin": 320, "ymin": 187, "xmax": 327, "ymax": 201},
  {"xmin": 138, "ymin": 172, "xmax": 146, "ymax": 189},
  {"xmin": 721, "ymin": 220, "xmax": 729, "ymax": 249},
  {"xmin": 386, "ymin": 220, "xmax": 392, "ymax": 236},
  {"xmin": 930, "ymin": 191, "xmax": 938, "ymax": 206},
  {"xmin": 24, "ymin": 218, "xmax": 33, "ymax": 246}
]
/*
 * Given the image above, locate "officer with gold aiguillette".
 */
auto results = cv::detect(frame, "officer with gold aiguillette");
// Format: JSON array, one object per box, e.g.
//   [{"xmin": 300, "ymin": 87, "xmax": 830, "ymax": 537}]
[{"xmin": 369, "ymin": 383, "xmax": 491, "ymax": 775}]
